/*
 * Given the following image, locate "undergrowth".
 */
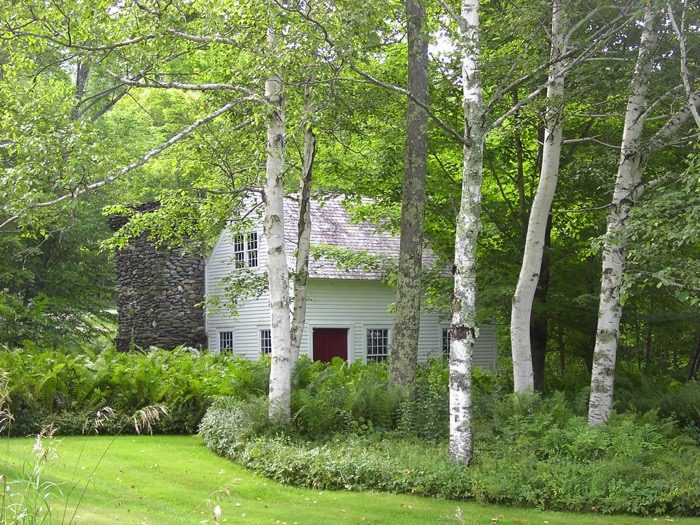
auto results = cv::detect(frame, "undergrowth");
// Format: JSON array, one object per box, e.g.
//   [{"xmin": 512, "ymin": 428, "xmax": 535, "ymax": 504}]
[
  {"xmin": 0, "ymin": 347, "xmax": 269, "ymax": 435},
  {"xmin": 199, "ymin": 361, "xmax": 700, "ymax": 517}
]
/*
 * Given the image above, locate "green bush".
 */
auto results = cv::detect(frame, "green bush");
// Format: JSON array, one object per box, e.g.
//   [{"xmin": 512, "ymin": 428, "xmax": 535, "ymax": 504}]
[
  {"xmin": 200, "ymin": 389, "xmax": 700, "ymax": 517},
  {"xmin": 198, "ymin": 396, "xmax": 269, "ymax": 454},
  {"xmin": 616, "ymin": 371, "xmax": 700, "ymax": 441},
  {"xmin": 290, "ymin": 358, "xmax": 404, "ymax": 436},
  {"xmin": 0, "ymin": 347, "xmax": 271, "ymax": 435}
]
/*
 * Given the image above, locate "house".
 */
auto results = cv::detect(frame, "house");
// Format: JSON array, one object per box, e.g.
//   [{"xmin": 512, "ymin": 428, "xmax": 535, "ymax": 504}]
[{"xmin": 205, "ymin": 197, "xmax": 497, "ymax": 369}]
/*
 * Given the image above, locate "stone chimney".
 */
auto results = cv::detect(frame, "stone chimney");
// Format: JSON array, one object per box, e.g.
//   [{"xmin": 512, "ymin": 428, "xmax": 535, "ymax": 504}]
[{"xmin": 108, "ymin": 203, "xmax": 207, "ymax": 351}]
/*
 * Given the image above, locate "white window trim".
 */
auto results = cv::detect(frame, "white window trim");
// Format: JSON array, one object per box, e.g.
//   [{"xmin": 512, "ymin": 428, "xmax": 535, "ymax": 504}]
[
  {"xmin": 365, "ymin": 327, "xmax": 391, "ymax": 364},
  {"xmin": 259, "ymin": 327, "xmax": 272, "ymax": 356},
  {"xmin": 232, "ymin": 231, "xmax": 259, "ymax": 269},
  {"xmin": 441, "ymin": 326, "xmax": 451, "ymax": 358},
  {"xmin": 218, "ymin": 330, "xmax": 235, "ymax": 354}
]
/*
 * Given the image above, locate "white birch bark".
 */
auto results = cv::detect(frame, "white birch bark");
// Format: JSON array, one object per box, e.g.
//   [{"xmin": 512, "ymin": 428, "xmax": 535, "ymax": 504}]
[
  {"xmin": 587, "ymin": 7, "xmax": 660, "ymax": 426},
  {"xmin": 264, "ymin": 29, "xmax": 292, "ymax": 425},
  {"xmin": 510, "ymin": 0, "xmax": 567, "ymax": 393},
  {"xmin": 290, "ymin": 89, "xmax": 316, "ymax": 366},
  {"xmin": 449, "ymin": 0, "xmax": 485, "ymax": 465}
]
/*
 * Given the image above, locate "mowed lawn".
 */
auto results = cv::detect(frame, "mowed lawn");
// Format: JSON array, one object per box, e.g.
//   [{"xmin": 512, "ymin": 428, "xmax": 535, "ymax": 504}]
[{"xmin": 0, "ymin": 435, "xmax": 697, "ymax": 525}]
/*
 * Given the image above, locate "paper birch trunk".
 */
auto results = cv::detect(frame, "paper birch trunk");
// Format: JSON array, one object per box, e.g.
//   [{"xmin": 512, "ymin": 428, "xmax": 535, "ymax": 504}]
[
  {"xmin": 587, "ymin": 7, "xmax": 660, "ymax": 426},
  {"xmin": 449, "ymin": 0, "xmax": 485, "ymax": 464},
  {"xmin": 391, "ymin": 0, "xmax": 429, "ymax": 386},
  {"xmin": 264, "ymin": 29, "xmax": 292, "ymax": 425},
  {"xmin": 290, "ymin": 91, "xmax": 316, "ymax": 366},
  {"xmin": 510, "ymin": 0, "xmax": 567, "ymax": 393}
]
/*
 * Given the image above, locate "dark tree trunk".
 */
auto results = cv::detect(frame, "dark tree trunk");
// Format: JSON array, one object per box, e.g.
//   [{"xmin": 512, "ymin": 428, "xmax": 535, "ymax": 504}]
[
  {"xmin": 530, "ymin": 214, "xmax": 552, "ymax": 393},
  {"xmin": 644, "ymin": 319, "xmax": 653, "ymax": 368},
  {"xmin": 391, "ymin": 0, "xmax": 429, "ymax": 386},
  {"xmin": 687, "ymin": 330, "xmax": 700, "ymax": 381}
]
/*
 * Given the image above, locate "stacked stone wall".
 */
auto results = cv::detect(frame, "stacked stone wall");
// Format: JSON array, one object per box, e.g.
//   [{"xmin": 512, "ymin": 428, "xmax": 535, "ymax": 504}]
[{"xmin": 110, "ymin": 205, "xmax": 206, "ymax": 351}]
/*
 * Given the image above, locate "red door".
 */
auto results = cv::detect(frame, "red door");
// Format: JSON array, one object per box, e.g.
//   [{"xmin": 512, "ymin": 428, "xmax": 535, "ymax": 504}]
[{"xmin": 312, "ymin": 328, "xmax": 348, "ymax": 362}]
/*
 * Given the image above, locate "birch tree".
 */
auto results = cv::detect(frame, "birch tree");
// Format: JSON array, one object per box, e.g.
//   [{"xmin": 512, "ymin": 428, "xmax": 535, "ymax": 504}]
[
  {"xmin": 588, "ymin": 3, "xmax": 700, "ymax": 425},
  {"xmin": 510, "ymin": 0, "xmax": 567, "ymax": 393},
  {"xmin": 449, "ymin": 0, "xmax": 486, "ymax": 465},
  {"xmin": 391, "ymin": 0, "xmax": 430, "ymax": 386},
  {"xmin": 290, "ymin": 85, "xmax": 317, "ymax": 366},
  {"xmin": 0, "ymin": 0, "xmax": 324, "ymax": 425}
]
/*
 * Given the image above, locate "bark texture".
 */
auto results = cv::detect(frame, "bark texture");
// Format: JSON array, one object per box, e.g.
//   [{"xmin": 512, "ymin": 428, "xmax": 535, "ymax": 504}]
[
  {"xmin": 510, "ymin": 0, "xmax": 566, "ymax": 393},
  {"xmin": 290, "ymin": 95, "xmax": 316, "ymax": 366},
  {"xmin": 391, "ymin": 0, "xmax": 429, "ymax": 386},
  {"xmin": 449, "ymin": 0, "xmax": 484, "ymax": 465},
  {"xmin": 264, "ymin": 31, "xmax": 292, "ymax": 425},
  {"xmin": 588, "ymin": 7, "xmax": 659, "ymax": 426}
]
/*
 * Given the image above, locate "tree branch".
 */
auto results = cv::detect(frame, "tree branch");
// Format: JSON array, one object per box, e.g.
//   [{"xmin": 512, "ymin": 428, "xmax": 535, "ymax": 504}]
[
  {"xmin": 0, "ymin": 101, "xmax": 253, "ymax": 230},
  {"xmin": 109, "ymin": 73, "xmax": 262, "ymax": 100},
  {"xmin": 562, "ymin": 136, "xmax": 620, "ymax": 149},
  {"xmin": 345, "ymin": 69, "xmax": 470, "ymax": 147},
  {"xmin": 646, "ymin": 90, "xmax": 700, "ymax": 153},
  {"xmin": 667, "ymin": 1, "xmax": 700, "ymax": 128}
]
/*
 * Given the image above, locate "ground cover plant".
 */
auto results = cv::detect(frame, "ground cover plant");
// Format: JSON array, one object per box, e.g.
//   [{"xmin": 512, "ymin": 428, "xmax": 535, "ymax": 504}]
[
  {"xmin": 200, "ymin": 360, "xmax": 700, "ymax": 517},
  {"xmin": 3, "ymin": 348, "xmax": 699, "ymax": 518},
  {"xmin": 3, "ymin": 435, "xmax": 698, "ymax": 525},
  {"xmin": 0, "ymin": 347, "xmax": 269, "ymax": 436}
]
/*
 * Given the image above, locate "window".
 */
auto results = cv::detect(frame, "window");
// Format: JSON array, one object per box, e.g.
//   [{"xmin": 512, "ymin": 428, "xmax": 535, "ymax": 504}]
[
  {"xmin": 233, "ymin": 232, "xmax": 258, "ymax": 268},
  {"xmin": 233, "ymin": 234, "xmax": 245, "ymax": 268},
  {"xmin": 260, "ymin": 329, "xmax": 272, "ymax": 355},
  {"xmin": 442, "ymin": 328, "xmax": 451, "ymax": 357},
  {"xmin": 219, "ymin": 331, "xmax": 234, "ymax": 353},
  {"xmin": 247, "ymin": 232, "xmax": 258, "ymax": 267},
  {"xmin": 366, "ymin": 328, "xmax": 389, "ymax": 363}
]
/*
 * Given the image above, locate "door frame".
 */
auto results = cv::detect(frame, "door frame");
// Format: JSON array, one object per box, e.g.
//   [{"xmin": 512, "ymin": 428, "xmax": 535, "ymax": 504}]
[{"xmin": 310, "ymin": 325, "xmax": 353, "ymax": 363}]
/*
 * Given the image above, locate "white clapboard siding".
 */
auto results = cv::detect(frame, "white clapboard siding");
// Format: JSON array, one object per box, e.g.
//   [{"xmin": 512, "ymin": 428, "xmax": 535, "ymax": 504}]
[
  {"xmin": 205, "ymin": 272, "xmax": 497, "ymax": 369},
  {"xmin": 204, "ymin": 197, "xmax": 498, "ymax": 370}
]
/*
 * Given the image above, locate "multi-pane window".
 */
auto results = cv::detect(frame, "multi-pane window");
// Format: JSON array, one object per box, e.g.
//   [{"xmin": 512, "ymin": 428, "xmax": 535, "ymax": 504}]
[
  {"xmin": 219, "ymin": 331, "xmax": 234, "ymax": 353},
  {"xmin": 233, "ymin": 234, "xmax": 246, "ymax": 268},
  {"xmin": 442, "ymin": 328, "xmax": 451, "ymax": 357},
  {"xmin": 247, "ymin": 232, "xmax": 258, "ymax": 267},
  {"xmin": 260, "ymin": 329, "xmax": 272, "ymax": 355},
  {"xmin": 233, "ymin": 232, "xmax": 258, "ymax": 268},
  {"xmin": 366, "ymin": 328, "xmax": 389, "ymax": 363}
]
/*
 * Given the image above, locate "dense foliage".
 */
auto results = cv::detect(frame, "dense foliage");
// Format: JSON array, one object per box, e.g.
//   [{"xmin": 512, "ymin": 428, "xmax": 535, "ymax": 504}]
[
  {"xmin": 201, "ymin": 392, "xmax": 700, "ymax": 516},
  {"xmin": 198, "ymin": 358, "xmax": 700, "ymax": 516},
  {"xmin": 0, "ymin": 347, "xmax": 269, "ymax": 435}
]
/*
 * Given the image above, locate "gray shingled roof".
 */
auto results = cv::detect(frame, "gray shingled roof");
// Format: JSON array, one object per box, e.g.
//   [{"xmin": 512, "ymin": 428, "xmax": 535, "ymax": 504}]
[{"xmin": 283, "ymin": 197, "xmax": 437, "ymax": 280}]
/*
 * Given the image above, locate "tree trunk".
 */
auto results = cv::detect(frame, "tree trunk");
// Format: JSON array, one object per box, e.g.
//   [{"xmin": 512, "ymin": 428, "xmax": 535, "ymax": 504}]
[
  {"xmin": 290, "ymin": 88, "xmax": 316, "ymax": 367},
  {"xmin": 264, "ymin": 29, "xmax": 292, "ymax": 425},
  {"xmin": 644, "ymin": 319, "xmax": 653, "ymax": 368},
  {"xmin": 531, "ymin": 215, "xmax": 552, "ymax": 393},
  {"xmin": 688, "ymin": 330, "xmax": 700, "ymax": 381},
  {"xmin": 510, "ymin": 0, "xmax": 566, "ymax": 393},
  {"xmin": 588, "ymin": 7, "xmax": 660, "ymax": 426},
  {"xmin": 450, "ymin": 0, "xmax": 485, "ymax": 465},
  {"xmin": 391, "ymin": 0, "xmax": 429, "ymax": 386}
]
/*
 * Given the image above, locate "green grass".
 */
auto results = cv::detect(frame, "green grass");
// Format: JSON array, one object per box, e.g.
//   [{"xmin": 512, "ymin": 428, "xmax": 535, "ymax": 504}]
[{"xmin": 1, "ymin": 435, "xmax": 698, "ymax": 525}]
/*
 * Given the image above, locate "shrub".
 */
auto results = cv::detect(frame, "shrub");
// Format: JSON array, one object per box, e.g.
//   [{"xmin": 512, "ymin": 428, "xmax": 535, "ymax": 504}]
[
  {"xmin": 198, "ymin": 396, "xmax": 270, "ymax": 455},
  {"xmin": 201, "ymin": 389, "xmax": 700, "ymax": 517},
  {"xmin": 616, "ymin": 371, "xmax": 700, "ymax": 442},
  {"xmin": 290, "ymin": 358, "xmax": 404, "ymax": 436},
  {"xmin": 0, "ymin": 347, "xmax": 272, "ymax": 435}
]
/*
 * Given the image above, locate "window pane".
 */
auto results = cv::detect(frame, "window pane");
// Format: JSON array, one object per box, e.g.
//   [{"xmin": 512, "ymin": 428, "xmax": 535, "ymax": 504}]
[
  {"xmin": 219, "ymin": 331, "xmax": 234, "ymax": 353},
  {"xmin": 442, "ymin": 328, "xmax": 451, "ymax": 357},
  {"xmin": 367, "ymin": 328, "xmax": 389, "ymax": 363},
  {"xmin": 233, "ymin": 234, "xmax": 245, "ymax": 268},
  {"xmin": 260, "ymin": 329, "xmax": 272, "ymax": 355},
  {"xmin": 247, "ymin": 232, "xmax": 258, "ymax": 268}
]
